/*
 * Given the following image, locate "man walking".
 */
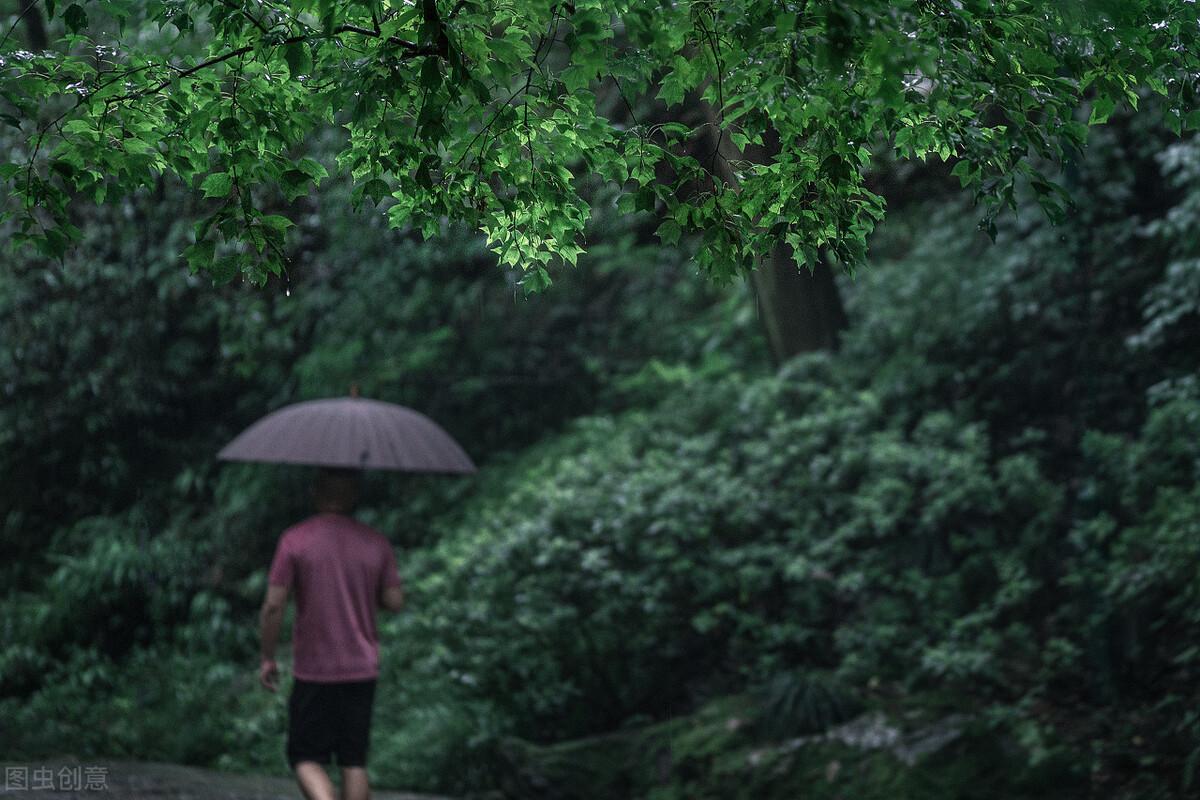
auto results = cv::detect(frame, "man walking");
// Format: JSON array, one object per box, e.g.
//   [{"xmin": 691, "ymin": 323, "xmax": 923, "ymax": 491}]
[{"xmin": 259, "ymin": 468, "xmax": 405, "ymax": 800}]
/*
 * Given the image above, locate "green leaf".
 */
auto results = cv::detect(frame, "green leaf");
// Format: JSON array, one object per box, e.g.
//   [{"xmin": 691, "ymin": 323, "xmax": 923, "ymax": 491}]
[
  {"xmin": 949, "ymin": 159, "xmax": 976, "ymax": 186},
  {"xmin": 259, "ymin": 214, "xmax": 294, "ymax": 232},
  {"xmin": 1165, "ymin": 110, "xmax": 1183, "ymax": 137},
  {"xmin": 63, "ymin": 4, "xmax": 88, "ymax": 33},
  {"xmin": 280, "ymin": 169, "xmax": 311, "ymax": 200},
  {"xmin": 657, "ymin": 71, "xmax": 686, "ymax": 107},
  {"xmin": 1089, "ymin": 96, "xmax": 1115, "ymax": 126},
  {"xmin": 362, "ymin": 178, "xmax": 389, "ymax": 204},
  {"xmin": 561, "ymin": 65, "xmax": 594, "ymax": 94},
  {"xmin": 218, "ymin": 117, "xmax": 241, "ymax": 143},
  {"xmin": 183, "ymin": 240, "xmax": 215, "ymax": 273},
  {"xmin": 420, "ymin": 57, "xmax": 442, "ymax": 91},
  {"xmin": 658, "ymin": 122, "xmax": 691, "ymax": 138},
  {"xmin": 209, "ymin": 254, "xmax": 241, "ymax": 285},
  {"xmin": 284, "ymin": 43, "xmax": 312, "ymax": 78},
  {"xmin": 657, "ymin": 219, "xmax": 681, "ymax": 246},
  {"xmin": 297, "ymin": 157, "xmax": 329, "ymax": 182},
  {"xmin": 200, "ymin": 172, "xmax": 233, "ymax": 198}
]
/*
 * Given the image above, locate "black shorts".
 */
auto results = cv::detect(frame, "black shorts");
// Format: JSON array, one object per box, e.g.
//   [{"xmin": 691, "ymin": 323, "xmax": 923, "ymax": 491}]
[{"xmin": 286, "ymin": 678, "xmax": 377, "ymax": 769}]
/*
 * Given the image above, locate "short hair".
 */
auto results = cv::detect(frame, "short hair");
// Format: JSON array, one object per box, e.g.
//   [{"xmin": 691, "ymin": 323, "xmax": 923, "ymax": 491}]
[{"xmin": 313, "ymin": 467, "xmax": 362, "ymax": 512}]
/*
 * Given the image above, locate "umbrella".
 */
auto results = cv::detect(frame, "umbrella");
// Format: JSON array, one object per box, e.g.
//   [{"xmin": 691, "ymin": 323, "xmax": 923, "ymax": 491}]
[{"xmin": 218, "ymin": 395, "xmax": 476, "ymax": 473}]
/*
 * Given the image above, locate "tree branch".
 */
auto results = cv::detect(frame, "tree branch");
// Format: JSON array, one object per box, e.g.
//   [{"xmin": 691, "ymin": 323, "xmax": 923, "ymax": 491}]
[
  {"xmin": 2, "ymin": 0, "xmax": 46, "ymax": 51},
  {"xmin": 113, "ymin": 25, "xmax": 435, "ymax": 102}
]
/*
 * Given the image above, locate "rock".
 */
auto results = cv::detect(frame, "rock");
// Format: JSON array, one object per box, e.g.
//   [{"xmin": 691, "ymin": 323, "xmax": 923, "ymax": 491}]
[{"xmin": 778, "ymin": 710, "xmax": 972, "ymax": 766}]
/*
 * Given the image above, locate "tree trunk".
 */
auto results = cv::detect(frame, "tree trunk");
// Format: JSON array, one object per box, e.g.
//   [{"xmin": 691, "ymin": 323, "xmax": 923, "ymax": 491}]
[
  {"xmin": 694, "ymin": 104, "xmax": 848, "ymax": 363},
  {"xmin": 20, "ymin": 0, "xmax": 48, "ymax": 50},
  {"xmin": 606, "ymin": 66, "xmax": 853, "ymax": 364},
  {"xmin": 751, "ymin": 245, "xmax": 847, "ymax": 362}
]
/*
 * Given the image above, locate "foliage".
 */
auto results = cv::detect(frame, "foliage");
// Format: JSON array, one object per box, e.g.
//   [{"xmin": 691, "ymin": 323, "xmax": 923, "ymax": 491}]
[
  {"xmin": 3, "ymin": 75, "xmax": 1200, "ymax": 800},
  {"xmin": 0, "ymin": 123, "xmax": 758, "ymax": 578},
  {"xmin": 1065, "ymin": 399, "xmax": 1200, "ymax": 794},
  {"xmin": 754, "ymin": 672, "xmax": 862, "ymax": 739},
  {"xmin": 273, "ymin": 176, "xmax": 762, "ymax": 460},
  {"xmin": 3, "ymin": 0, "xmax": 1200, "ymax": 283},
  {"xmin": 393, "ymin": 360, "xmax": 1061, "ymax": 740},
  {"xmin": 0, "ymin": 97, "xmax": 759, "ymax": 788},
  {"xmin": 356, "ymin": 127, "xmax": 1200, "ymax": 796}
]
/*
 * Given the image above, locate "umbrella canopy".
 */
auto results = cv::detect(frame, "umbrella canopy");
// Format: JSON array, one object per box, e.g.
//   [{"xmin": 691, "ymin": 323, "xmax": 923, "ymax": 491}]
[{"xmin": 218, "ymin": 396, "xmax": 476, "ymax": 473}]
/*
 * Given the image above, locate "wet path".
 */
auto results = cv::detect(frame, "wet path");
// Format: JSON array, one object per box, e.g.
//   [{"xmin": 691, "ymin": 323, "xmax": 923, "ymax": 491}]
[{"xmin": 0, "ymin": 760, "xmax": 454, "ymax": 800}]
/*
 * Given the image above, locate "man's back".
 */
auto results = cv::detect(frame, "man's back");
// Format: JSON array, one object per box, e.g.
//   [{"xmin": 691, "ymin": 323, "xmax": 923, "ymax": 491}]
[{"xmin": 268, "ymin": 512, "xmax": 402, "ymax": 682}]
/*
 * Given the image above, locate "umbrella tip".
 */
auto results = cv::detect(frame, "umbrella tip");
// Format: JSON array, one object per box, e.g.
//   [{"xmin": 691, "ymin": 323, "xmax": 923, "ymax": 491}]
[{"xmin": 350, "ymin": 383, "xmax": 360, "ymax": 398}]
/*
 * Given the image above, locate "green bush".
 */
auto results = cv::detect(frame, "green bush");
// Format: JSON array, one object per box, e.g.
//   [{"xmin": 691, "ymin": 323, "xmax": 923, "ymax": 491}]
[{"xmin": 381, "ymin": 360, "xmax": 1062, "ymax": 757}]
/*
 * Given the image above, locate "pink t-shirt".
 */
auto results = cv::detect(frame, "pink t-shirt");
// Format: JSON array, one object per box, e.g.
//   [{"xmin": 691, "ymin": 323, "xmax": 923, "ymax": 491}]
[{"xmin": 268, "ymin": 513, "xmax": 403, "ymax": 682}]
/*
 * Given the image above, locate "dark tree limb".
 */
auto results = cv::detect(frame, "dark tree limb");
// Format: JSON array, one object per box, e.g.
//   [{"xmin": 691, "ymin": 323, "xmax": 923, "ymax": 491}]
[
  {"xmin": 21, "ymin": 0, "xmax": 47, "ymax": 48},
  {"xmin": 111, "ymin": 25, "xmax": 435, "ymax": 103},
  {"xmin": 2, "ymin": 0, "xmax": 47, "ymax": 50}
]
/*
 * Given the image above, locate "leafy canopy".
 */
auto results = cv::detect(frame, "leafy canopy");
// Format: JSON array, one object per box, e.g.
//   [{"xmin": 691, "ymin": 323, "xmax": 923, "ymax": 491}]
[{"xmin": 2, "ymin": 0, "xmax": 1197, "ymax": 286}]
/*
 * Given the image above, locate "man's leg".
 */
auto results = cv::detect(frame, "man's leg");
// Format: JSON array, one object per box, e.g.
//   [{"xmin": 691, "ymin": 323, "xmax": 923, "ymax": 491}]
[
  {"xmin": 294, "ymin": 761, "xmax": 338, "ymax": 800},
  {"xmin": 340, "ymin": 766, "xmax": 370, "ymax": 800},
  {"xmin": 335, "ymin": 680, "xmax": 377, "ymax": 800},
  {"xmin": 288, "ymin": 680, "xmax": 339, "ymax": 800}
]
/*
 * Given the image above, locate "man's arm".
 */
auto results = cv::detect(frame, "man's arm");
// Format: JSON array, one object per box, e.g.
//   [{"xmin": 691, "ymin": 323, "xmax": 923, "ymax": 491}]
[
  {"xmin": 380, "ymin": 582, "xmax": 405, "ymax": 613},
  {"xmin": 258, "ymin": 584, "xmax": 288, "ymax": 691},
  {"xmin": 379, "ymin": 541, "xmax": 405, "ymax": 612}
]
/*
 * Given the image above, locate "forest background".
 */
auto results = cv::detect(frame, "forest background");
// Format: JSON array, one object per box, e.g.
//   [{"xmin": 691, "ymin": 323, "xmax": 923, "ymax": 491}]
[{"xmin": 2, "ymin": 2, "xmax": 1200, "ymax": 798}]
